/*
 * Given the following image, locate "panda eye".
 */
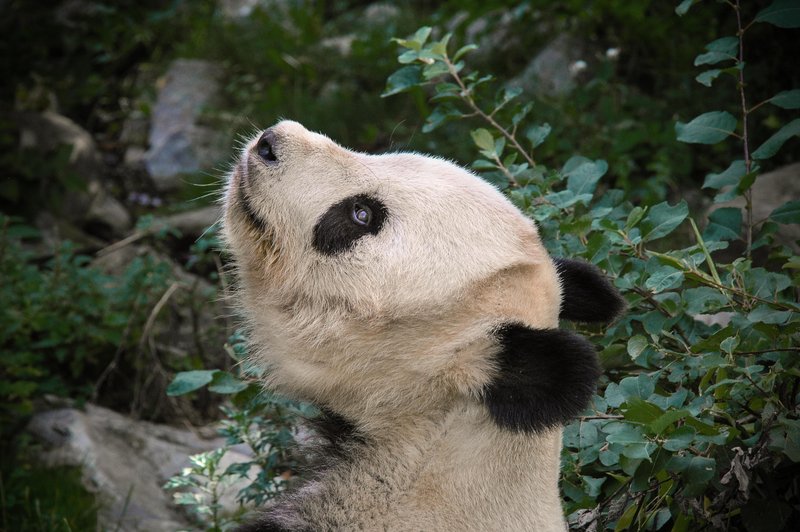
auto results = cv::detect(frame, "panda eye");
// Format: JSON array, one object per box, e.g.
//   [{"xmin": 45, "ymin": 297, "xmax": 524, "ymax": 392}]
[{"xmin": 351, "ymin": 203, "xmax": 372, "ymax": 226}]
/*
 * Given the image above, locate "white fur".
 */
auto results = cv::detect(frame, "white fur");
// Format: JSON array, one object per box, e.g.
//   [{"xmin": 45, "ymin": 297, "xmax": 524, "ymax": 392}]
[{"xmin": 223, "ymin": 121, "xmax": 567, "ymax": 531}]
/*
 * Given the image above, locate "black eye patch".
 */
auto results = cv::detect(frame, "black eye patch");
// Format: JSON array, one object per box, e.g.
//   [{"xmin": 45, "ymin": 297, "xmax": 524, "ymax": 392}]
[{"xmin": 312, "ymin": 194, "xmax": 387, "ymax": 255}]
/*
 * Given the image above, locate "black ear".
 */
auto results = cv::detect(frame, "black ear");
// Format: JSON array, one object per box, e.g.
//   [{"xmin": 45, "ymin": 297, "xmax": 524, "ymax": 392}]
[
  {"xmin": 483, "ymin": 324, "xmax": 601, "ymax": 432},
  {"xmin": 554, "ymin": 258, "xmax": 625, "ymax": 324}
]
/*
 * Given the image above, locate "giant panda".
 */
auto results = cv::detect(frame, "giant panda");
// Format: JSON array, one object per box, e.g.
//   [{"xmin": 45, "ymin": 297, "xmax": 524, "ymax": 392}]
[{"xmin": 223, "ymin": 120, "xmax": 624, "ymax": 531}]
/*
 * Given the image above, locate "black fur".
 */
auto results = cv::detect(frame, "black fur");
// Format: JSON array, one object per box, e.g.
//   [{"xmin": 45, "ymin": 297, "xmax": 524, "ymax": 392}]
[
  {"xmin": 484, "ymin": 324, "xmax": 601, "ymax": 432},
  {"xmin": 234, "ymin": 516, "xmax": 302, "ymax": 532},
  {"xmin": 554, "ymin": 258, "xmax": 625, "ymax": 324},
  {"xmin": 307, "ymin": 408, "xmax": 368, "ymax": 462},
  {"xmin": 312, "ymin": 194, "xmax": 387, "ymax": 255}
]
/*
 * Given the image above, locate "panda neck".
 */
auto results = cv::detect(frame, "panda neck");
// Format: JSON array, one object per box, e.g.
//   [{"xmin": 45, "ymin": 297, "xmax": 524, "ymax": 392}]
[{"xmin": 309, "ymin": 401, "xmax": 567, "ymax": 529}]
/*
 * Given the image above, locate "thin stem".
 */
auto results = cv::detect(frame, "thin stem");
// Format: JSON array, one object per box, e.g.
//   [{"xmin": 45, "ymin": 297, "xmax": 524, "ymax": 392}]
[
  {"xmin": 444, "ymin": 58, "xmax": 537, "ymax": 169},
  {"xmin": 733, "ymin": 0, "xmax": 754, "ymax": 257}
]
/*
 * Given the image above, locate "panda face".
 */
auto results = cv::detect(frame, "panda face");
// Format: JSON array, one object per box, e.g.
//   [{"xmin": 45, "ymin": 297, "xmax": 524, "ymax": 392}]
[
  {"xmin": 225, "ymin": 120, "xmax": 555, "ymax": 320},
  {"xmin": 223, "ymin": 121, "xmax": 623, "ymax": 435}
]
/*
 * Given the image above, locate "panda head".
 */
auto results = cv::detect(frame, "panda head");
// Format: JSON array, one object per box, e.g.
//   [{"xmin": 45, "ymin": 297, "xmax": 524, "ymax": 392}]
[{"xmin": 223, "ymin": 120, "xmax": 624, "ymax": 435}]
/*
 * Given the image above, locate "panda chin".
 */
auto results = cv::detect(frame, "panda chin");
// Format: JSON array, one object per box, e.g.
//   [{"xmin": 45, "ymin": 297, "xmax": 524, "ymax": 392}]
[{"xmin": 237, "ymin": 181, "xmax": 271, "ymax": 235}]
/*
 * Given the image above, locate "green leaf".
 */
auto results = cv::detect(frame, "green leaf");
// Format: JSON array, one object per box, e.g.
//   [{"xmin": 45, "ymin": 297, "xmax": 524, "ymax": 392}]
[
  {"xmin": 720, "ymin": 335, "xmax": 740, "ymax": 354},
  {"xmin": 683, "ymin": 287, "xmax": 729, "ymax": 315},
  {"xmin": 453, "ymin": 44, "xmax": 478, "ymax": 63},
  {"xmin": 667, "ymin": 455, "xmax": 715, "ymax": 491},
  {"xmin": 207, "ymin": 371, "xmax": 248, "ymax": 394},
  {"xmin": 675, "ymin": 0, "xmax": 700, "ymax": 16},
  {"xmin": 662, "ymin": 425, "xmax": 696, "ymax": 451},
  {"xmin": 422, "ymin": 104, "xmax": 463, "ymax": 133},
  {"xmin": 641, "ymin": 200, "xmax": 689, "ymax": 242},
  {"xmin": 747, "ymin": 305, "xmax": 792, "ymax": 325},
  {"xmin": 704, "ymin": 207, "xmax": 742, "ymax": 242},
  {"xmin": 693, "ymin": 37, "xmax": 738, "ymax": 66},
  {"xmin": 563, "ymin": 157, "xmax": 608, "ymax": 196},
  {"xmin": 471, "ymin": 128, "xmax": 495, "ymax": 152},
  {"xmin": 651, "ymin": 410, "xmax": 692, "ymax": 435},
  {"xmin": 695, "ymin": 69, "xmax": 721, "ymax": 87},
  {"xmin": 624, "ymin": 398, "xmax": 664, "ymax": 424},
  {"xmin": 676, "ymin": 111, "xmax": 737, "ymax": 144},
  {"xmin": 752, "ymin": 119, "xmax": 800, "ymax": 159},
  {"xmin": 627, "ymin": 336, "xmax": 648, "ymax": 361},
  {"xmin": 755, "ymin": 0, "xmax": 800, "ymax": 28},
  {"xmin": 769, "ymin": 200, "xmax": 800, "ymax": 224},
  {"xmin": 525, "ymin": 123, "xmax": 551, "ymax": 148},
  {"xmin": 410, "ymin": 26, "xmax": 432, "ymax": 48},
  {"xmin": 769, "ymin": 89, "xmax": 800, "ymax": 109},
  {"xmin": 166, "ymin": 370, "xmax": 217, "ymax": 396},
  {"xmin": 382, "ymin": 66, "xmax": 422, "ymax": 97},
  {"xmin": 645, "ymin": 265, "xmax": 684, "ymax": 293},
  {"xmin": 703, "ymin": 160, "xmax": 746, "ymax": 189}
]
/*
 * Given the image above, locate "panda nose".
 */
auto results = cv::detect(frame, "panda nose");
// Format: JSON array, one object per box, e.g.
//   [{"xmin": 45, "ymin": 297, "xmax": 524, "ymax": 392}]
[{"xmin": 255, "ymin": 129, "xmax": 278, "ymax": 163}]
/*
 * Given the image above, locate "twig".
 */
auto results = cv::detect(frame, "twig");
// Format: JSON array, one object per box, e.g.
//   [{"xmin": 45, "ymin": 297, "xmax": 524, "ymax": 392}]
[
  {"xmin": 733, "ymin": 0, "xmax": 754, "ymax": 257},
  {"xmin": 444, "ymin": 57, "xmax": 537, "ymax": 173},
  {"xmin": 139, "ymin": 282, "xmax": 181, "ymax": 349}
]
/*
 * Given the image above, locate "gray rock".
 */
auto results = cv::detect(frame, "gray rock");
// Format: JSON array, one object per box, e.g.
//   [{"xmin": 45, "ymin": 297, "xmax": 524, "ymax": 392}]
[
  {"xmin": 27, "ymin": 404, "xmax": 229, "ymax": 531},
  {"xmin": 14, "ymin": 111, "xmax": 132, "ymax": 235},
  {"xmin": 363, "ymin": 3, "xmax": 400, "ymax": 24},
  {"xmin": 219, "ymin": 0, "xmax": 262, "ymax": 18},
  {"xmin": 510, "ymin": 34, "xmax": 588, "ymax": 97},
  {"xmin": 710, "ymin": 162, "xmax": 800, "ymax": 252},
  {"xmin": 144, "ymin": 60, "xmax": 227, "ymax": 191},
  {"xmin": 163, "ymin": 205, "xmax": 222, "ymax": 239}
]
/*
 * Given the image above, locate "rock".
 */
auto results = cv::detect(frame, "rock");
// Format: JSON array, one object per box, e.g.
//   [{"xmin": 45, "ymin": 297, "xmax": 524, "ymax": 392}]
[
  {"xmin": 144, "ymin": 60, "xmax": 228, "ymax": 191},
  {"xmin": 219, "ymin": 0, "xmax": 262, "ymax": 18},
  {"xmin": 14, "ymin": 111, "xmax": 132, "ymax": 236},
  {"xmin": 710, "ymin": 162, "xmax": 800, "ymax": 252},
  {"xmin": 363, "ymin": 3, "xmax": 400, "ymax": 24},
  {"xmin": 509, "ymin": 34, "xmax": 589, "ymax": 97},
  {"xmin": 321, "ymin": 35, "xmax": 356, "ymax": 56},
  {"xmin": 26, "ymin": 404, "xmax": 243, "ymax": 531},
  {"xmin": 163, "ymin": 205, "xmax": 222, "ymax": 239}
]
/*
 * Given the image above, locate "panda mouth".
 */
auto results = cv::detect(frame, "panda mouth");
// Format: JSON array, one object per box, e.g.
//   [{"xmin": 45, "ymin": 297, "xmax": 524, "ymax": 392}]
[{"xmin": 237, "ymin": 178, "xmax": 270, "ymax": 233}]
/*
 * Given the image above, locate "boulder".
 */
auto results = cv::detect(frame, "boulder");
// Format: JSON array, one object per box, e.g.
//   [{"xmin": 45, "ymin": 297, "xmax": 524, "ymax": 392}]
[
  {"xmin": 509, "ymin": 34, "xmax": 589, "ymax": 97},
  {"xmin": 710, "ymin": 162, "xmax": 800, "ymax": 252},
  {"xmin": 14, "ymin": 111, "xmax": 132, "ymax": 236},
  {"xmin": 27, "ymin": 403, "xmax": 240, "ymax": 531},
  {"xmin": 163, "ymin": 205, "xmax": 222, "ymax": 239},
  {"xmin": 144, "ymin": 60, "xmax": 228, "ymax": 191}
]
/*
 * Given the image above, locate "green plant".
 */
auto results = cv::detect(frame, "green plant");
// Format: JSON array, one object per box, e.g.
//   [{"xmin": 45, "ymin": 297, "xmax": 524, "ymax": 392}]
[
  {"xmin": 165, "ymin": 331, "xmax": 314, "ymax": 530},
  {"xmin": 382, "ymin": 5, "xmax": 799, "ymax": 529},
  {"xmin": 0, "ymin": 213, "xmax": 197, "ymax": 530}
]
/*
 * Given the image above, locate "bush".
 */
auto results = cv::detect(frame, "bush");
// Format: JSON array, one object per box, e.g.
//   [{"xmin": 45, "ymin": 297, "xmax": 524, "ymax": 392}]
[
  {"xmin": 167, "ymin": 2, "xmax": 799, "ymax": 530},
  {"xmin": 382, "ymin": 3, "xmax": 799, "ymax": 529}
]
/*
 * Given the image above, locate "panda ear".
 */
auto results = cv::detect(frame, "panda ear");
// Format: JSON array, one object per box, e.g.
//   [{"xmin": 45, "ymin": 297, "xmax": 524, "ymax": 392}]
[
  {"xmin": 483, "ymin": 324, "xmax": 600, "ymax": 432},
  {"xmin": 554, "ymin": 258, "xmax": 625, "ymax": 324}
]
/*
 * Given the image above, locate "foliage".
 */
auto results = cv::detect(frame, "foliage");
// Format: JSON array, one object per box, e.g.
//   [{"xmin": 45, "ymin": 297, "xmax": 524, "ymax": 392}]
[
  {"xmin": 165, "ymin": 331, "xmax": 315, "ymax": 531},
  {"xmin": 0, "ymin": 215, "xmax": 183, "ymax": 530},
  {"xmin": 0, "ymin": 455, "xmax": 99, "ymax": 532},
  {"xmin": 381, "ymin": 3, "xmax": 800, "ymax": 529},
  {"xmin": 0, "ymin": 216, "xmax": 174, "ymax": 430}
]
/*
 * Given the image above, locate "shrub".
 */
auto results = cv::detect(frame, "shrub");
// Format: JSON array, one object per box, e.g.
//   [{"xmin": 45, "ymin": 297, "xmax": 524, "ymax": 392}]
[
  {"xmin": 382, "ymin": 3, "xmax": 799, "ymax": 529},
  {"xmin": 167, "ymin": 2, "xmax": 799, "ymax": 530}
]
